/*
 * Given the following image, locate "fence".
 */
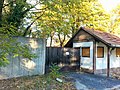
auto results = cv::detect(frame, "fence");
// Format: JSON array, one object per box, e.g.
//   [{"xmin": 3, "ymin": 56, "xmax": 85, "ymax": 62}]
[
  {"xmin": 46, "ymin": 47, "xmax": 80, "ymax": 72},
  {"xmin": 0, "ymin": 37, "xmax": 46, "ymax": 79}
]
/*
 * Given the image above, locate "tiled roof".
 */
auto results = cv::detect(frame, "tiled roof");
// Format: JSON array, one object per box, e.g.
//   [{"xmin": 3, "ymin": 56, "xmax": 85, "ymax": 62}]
[
  {"xmin": 83, "ymin": 27, "xmax": 120, "ymax": 46},
  {"xmin": 65, "ymin": 27, "xmax": 120, "ymax": 47}
]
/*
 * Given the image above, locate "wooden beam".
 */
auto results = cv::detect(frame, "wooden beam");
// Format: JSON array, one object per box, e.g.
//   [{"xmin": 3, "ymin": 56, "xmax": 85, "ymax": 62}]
[
  {"xmin": 107, "ymin": 47, "xmax": 110, "ymax": 77},
  {"xmin": 93, "ymin": 41, "xmax": 96, "ymax": 74},
  {"xmin": 79, "ymin": 47, "xmax": 81, "ymax": 71}
]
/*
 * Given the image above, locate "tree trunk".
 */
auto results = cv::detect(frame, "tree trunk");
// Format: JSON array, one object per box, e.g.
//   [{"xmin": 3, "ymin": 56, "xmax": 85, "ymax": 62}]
[
  {"xmin": 62, "ymin": 34, "xmax": 66, "ymax": 46},
  {"xmin": 49, "ymin": 31, "xmax": 55, "ymax": 47},
  {"xmin": 0, "ymin": 0, "xmax": 4, "ymax": 26},
  {"xmin": 58, "ymin": 33, "xmax": 66, "ymax": 47},
  {"xmin": 58, "ymin": 34, "xmax": 62, "ymax": 47},
  {"xmin": 72, "ymin": 26, "xmax": 75, "ymax": 36},
  {"xmin": 50, "ymin": 36, "xmax": 53, "ymax": 47}
]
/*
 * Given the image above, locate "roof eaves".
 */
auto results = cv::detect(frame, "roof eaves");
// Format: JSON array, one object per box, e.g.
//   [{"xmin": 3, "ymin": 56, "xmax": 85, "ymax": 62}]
[
  {"xmin": 82, "ymin": 27, "xmax": 112, "ymax": 47},
  {"xmin": 65, "ymin": 27, "xmax": 116, "ymax": 47}
]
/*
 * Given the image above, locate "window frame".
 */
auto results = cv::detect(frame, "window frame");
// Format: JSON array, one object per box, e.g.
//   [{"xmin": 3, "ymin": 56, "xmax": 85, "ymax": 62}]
[
  {"xmin": 97, "ymin": 46, "xmax": 104, "ymax": 58},
  {"xmin": 116, "ymin": 48, "xmax": 120, "ymax": 57},
  {"xmin": 82, "ymin": 47, "xmax": 90, "ymax": 57}
]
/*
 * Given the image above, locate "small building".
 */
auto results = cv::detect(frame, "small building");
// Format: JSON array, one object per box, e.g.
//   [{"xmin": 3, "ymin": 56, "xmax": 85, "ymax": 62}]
[{"xmin": 65, "ymin": 27, "xmax": 120, "ymax": 77}]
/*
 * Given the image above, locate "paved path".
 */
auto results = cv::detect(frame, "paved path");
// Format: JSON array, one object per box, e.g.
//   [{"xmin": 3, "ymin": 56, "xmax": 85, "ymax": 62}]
[{"xmin": 67, "ymin": 72, "xmax": 120, "ymax": 90}]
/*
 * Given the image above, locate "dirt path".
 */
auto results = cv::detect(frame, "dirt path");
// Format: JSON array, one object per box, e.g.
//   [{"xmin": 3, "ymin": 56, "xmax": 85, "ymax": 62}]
[{"xmin": 67, "ymin": 72, "xmax": 120, "ymax": 90}]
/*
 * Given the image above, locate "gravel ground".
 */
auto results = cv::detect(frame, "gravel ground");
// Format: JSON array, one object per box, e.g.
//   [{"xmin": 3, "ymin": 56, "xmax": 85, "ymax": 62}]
[{"xmin": 67, "ymin": 72, "xmax": 120, "ymax": 90}]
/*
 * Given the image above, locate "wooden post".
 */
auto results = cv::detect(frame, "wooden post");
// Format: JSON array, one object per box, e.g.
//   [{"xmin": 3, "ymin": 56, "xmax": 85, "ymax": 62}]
[
  {"xmin": 93, "ymin": 41, "xmax": 96, "ymax": 74},
  {"xmin": 79, "ymin": 47, "xmax": 81, "ymax": 71},
  {"xmin": 107, "ymin": 47, "xmax": 110, "ymax": 77}
]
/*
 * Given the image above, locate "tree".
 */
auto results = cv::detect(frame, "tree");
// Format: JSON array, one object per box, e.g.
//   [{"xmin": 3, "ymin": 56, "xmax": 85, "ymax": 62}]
[
  {"xmin": 34, "ymin": 0, "xmax": 76, "ymax": 47},
  {"xmin": 0, "ymin": 0, "xmax": 38, "ymax": 66},
  {"xmin": 34, "ymin": 0, "xmax": 110, "ymax": 47},
  {"xmin": 110, "ymin": 5, "xmax": 120, "ymax": 36},
  {"xmin": 0, "ymin": 0, "xmax": 32, "ymax": 35},
  {"xmin": 68, "ymin": 0, "xmax": 110, "ymax": 33}
]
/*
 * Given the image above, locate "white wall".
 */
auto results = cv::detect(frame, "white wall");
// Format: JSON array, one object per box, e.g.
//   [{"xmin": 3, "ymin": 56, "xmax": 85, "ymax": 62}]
[
  {"xmin": 73, "ymin": 42, "xmax": 93, "ymax": 70},
  {"xmin": 96, "ymin": 42, "xmax": 120, "ymax": 70},
  {"xmin": 73, "ymin": 41, "xmax": 120, "ymax": 71},
  {"xmin": 96, "ymin": 42, "xmax": 107, "ymax": 70},
  {"xmin": 110, "ymin": 48, "xmax": 120, "ymax": 68}
]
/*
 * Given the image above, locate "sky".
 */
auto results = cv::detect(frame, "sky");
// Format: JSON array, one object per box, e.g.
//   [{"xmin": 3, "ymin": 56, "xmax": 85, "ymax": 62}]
[{"xmin": 99, "ymin": 0, "xmax": 120, "ymax": 12}]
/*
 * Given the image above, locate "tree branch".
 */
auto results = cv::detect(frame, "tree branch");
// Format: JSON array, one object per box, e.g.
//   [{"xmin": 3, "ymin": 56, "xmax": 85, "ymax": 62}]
[{"xmin": 23, "ymin": 12, "xmax": 44, "ymax": 36}]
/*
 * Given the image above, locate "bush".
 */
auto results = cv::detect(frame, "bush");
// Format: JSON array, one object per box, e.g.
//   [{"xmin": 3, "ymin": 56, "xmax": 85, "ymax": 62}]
[{"xmin": 49, "ymin": 64, "xmax": 61, "ymax": 79}]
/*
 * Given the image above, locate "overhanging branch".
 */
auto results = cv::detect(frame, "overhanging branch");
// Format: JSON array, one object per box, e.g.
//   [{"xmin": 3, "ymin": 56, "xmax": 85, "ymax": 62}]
[{"xmin": 23, "ymin": 12, "xmax": 44, "ymax": 37}]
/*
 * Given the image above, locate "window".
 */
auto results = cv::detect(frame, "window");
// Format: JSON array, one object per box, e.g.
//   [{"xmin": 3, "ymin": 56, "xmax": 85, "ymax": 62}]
[
  {"xmin": 97, "ymin": 47, "xmax": 104, "ymax": 58},
  {"xmin": 82, "ymin": 47, "xmax": 90, "ymax": 57},
  {"xmin": 116, "ymin": 48, "xmax": 120, "ymax": 57}
]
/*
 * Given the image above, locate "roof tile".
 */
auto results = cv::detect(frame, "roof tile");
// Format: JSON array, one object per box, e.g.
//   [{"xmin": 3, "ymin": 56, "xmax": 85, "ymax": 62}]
[{"xmin": 83, "ymin": 27, "xmax": 120, "ymax": 46}]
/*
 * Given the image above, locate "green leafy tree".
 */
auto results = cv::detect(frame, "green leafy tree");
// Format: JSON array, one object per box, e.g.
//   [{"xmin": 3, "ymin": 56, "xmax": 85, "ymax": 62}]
[
  {"xmin": 0, "ymin": 0, "xmax": 38, "ymax": 66},
  {"xmin": 67, "ymin": 0, "xmax": 110, "ymax": 33},
  {"xmin": 110, "ymin": 5, "xmax": 120, "ymax": 35},
  {"xmin": 34, "ymin": 0, "xmax": 110, "ymax": 47},
  {"xmin": 34, "ymin": 0, "xmax": 80, "ymax": 47},
  {"xmin": 1, "ymin": 0, "xmax": 33, "ymax": 35}
]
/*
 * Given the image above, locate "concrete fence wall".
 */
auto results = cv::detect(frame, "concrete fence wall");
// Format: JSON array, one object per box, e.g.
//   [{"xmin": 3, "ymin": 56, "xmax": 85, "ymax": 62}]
[{"xmin": 0, "ymin": 37, "xmax": 46, "ymax": 79}]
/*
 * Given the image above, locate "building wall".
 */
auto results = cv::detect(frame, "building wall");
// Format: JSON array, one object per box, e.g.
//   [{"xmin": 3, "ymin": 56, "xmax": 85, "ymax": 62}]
[
  {"xmin": 0, "ymin": 37, "xmax": 46, "ymax": 79},
  {"xmin": 96, "ymin": 42, "xmax": 120, "ymax": 70},
  {"xmin": 95, "ymin": 42, "xmax": 120, "ymax": 75},
  {"xmin": 73, "ymin": 30, "xmax": 94, "ymax": 42},
  {"xmin": 71, "ymin": 29, "xmax": 120, "ymax": 74},
  {"xmin": 72, "ymin": 30, "xmax": 95, "ymax": 70},
  {"xmin": 96, "ymin": 42, "xmax": 107, "ymax": 70},
  {"xmin": 73, "ymin": 42, "xmax": 93, "ymax": 70},
  {"xmin": 110, "ymin": 48, "xmax": 120, "ymax": 68},
  {"xmin": 110, "ymin": 48, "xmax": 120, "ymax": 75}
]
